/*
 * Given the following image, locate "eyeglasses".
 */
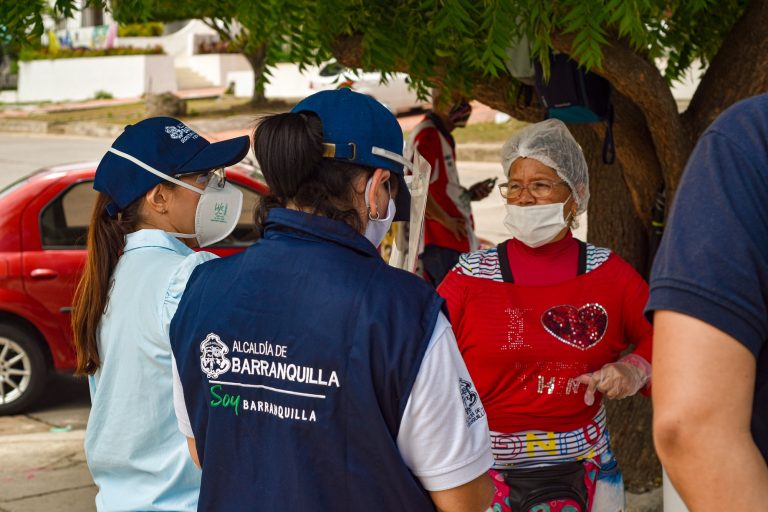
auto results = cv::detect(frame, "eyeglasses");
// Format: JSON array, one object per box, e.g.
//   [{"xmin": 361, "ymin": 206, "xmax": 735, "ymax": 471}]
[
  {"xmin": 498, "ymin": 180, "xmax": 567, "ymax": 200},
  {"xmin": 176, "ymin": 168, "xmax": 226, "ymax": 189}
]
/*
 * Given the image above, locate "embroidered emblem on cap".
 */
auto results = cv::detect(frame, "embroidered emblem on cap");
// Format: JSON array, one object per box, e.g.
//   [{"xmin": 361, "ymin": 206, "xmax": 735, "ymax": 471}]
[{"xmin": 165, "ymin": 123, "xmax": 199, "ymax": 143}]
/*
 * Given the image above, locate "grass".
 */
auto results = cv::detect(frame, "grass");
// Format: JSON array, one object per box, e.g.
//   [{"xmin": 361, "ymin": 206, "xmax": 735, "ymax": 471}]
[
  {"xmin": 453, "ymin": 117, "xmax": 528, "ymax": 144},
  {"xmin": 23, "ymin": 96, "xmax": 297, "ymax": 126}
]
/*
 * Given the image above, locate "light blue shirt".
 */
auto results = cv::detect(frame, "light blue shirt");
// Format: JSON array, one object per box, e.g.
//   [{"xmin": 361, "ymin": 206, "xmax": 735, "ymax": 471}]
[{"xmin": 85, "ymin": 230, "xmax": 216, "ymax": 512}]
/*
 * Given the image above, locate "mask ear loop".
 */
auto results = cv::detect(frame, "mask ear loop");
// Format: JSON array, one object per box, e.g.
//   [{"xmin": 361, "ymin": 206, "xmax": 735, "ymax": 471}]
[
  {"xmin": 563, "ymin": 194, "xmax": 577, "ymax": 226},
  {"xmin": 107, "ymin": 147, "xmax": 202, "ymax": 240},
  {"xmin": 107, "ymin": 147, "xmax": 204, "ymax": 195}
]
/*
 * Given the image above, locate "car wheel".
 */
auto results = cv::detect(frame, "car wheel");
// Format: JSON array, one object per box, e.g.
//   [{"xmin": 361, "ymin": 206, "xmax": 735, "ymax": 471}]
[{"xmin": 0, "ymin": 324, "xmax": 49, "ymax": 415}]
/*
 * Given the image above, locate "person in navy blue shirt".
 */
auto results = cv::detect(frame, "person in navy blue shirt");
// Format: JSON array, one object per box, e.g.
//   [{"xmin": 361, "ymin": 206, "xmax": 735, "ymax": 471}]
[
  {"xmin": 169, "ymin": 89, "xmax": 494, "ymax": 512},
  {"xmin": 647, "ymin": 93, "xmax": 768, "ymax": 510}
]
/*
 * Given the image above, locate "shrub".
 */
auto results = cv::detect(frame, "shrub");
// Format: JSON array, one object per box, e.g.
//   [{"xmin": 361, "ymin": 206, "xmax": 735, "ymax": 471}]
[
  {"xmin": 118, "ymin": 23, "xmax": 164, "ymax": 38},
  {"xmin": 93, "ymin": 90, "xmax": 113, "ymax": 100},
  {"xmin": 18, "ymin": 46, "xmax": 164, "ymax": 61}
]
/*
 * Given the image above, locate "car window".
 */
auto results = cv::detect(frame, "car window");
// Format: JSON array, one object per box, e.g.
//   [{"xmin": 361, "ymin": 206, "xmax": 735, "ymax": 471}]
[
  {"xmin": 209, "ymin": 182, "xmax": 262, "ymax": 248},
  {"xmin": 40, "ymin": 180, "xmax": 97, "ymax": 249}
]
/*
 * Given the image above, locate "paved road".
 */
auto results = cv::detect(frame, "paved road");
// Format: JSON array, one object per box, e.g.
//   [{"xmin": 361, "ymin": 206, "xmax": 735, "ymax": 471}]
[
  {"xmin": 0, "ymin": 134, "xmax": 106, "ymax": 511},
  {"xmin": 0, "ymin": 133, "xmax": 112, "ymax": 186}
]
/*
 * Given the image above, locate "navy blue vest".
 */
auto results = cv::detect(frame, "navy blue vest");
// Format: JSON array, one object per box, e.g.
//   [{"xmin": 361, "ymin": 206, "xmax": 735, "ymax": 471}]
[{"xmin": 171, "ymin": 209, "xmax": 444, "ymax": 511}]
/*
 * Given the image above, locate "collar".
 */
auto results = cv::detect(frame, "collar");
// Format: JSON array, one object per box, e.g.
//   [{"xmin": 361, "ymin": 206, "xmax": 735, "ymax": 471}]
[
  {"xmin": 124, "ymin": 229, "xmax": 195, "ymax": 256},
  {"xmin": 425, "ymin": 111, "xmax": 455, "ymax": 147},
  {"xmin": 509, "ymin": 230, "xmax": 576, "ymax": 256},
  {"xmin": 263, "ymin": 208, "xmax": 381, "ymax": 259}
]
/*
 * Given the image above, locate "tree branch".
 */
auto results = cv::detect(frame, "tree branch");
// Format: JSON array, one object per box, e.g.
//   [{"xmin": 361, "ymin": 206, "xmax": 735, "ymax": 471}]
[
  {"xmin": 552, "ymin": 32, "xmax": 690, "ymax": 195},
  {"xmin": 604, "ymin": 91, "xmax": 664, "ymax": 224},
  {"xmin": 201, "ymin": 17, "xmax": 232, "ymax": 43},
  {"xmin": 684, "ymin": 0, "xmax": 768, "ymax": 140},
  {"xmin": 332, "ymin": 35, "xmax": 544, "ymax": 123}
]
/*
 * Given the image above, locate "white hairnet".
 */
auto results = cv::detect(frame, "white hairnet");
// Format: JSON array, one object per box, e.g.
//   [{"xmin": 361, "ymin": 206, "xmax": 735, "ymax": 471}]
[{"xmin": 501, "ymin": 119, "xmax": 590, "ymax": 214}]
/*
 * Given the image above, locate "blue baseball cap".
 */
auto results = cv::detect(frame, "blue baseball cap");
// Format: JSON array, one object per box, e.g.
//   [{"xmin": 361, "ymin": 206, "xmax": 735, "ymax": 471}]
[
  {"xmin": 291, "ymin": 88, "xmax": 412, "ymax": 221},
  {"xmin": 94, "ymin": 117, "xmax": 250, "ymax": 216}
]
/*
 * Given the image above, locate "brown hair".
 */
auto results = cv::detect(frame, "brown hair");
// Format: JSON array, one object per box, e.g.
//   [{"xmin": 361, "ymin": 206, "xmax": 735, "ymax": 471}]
[{"xmin": 71, "ymin": 193, "xmax": 141, "ymax": 375}]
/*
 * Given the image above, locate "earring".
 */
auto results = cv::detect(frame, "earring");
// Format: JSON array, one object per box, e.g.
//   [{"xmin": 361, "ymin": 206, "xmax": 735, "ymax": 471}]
[{"xmin": 368, "ymin": 208, "xmax": 380, "ymax": 221}]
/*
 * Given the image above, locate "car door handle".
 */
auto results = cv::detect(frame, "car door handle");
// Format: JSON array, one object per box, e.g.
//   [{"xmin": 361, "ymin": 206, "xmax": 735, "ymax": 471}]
[{"xmin": 30, "ymin": 268, "xmax": 59, "ymax": 280}]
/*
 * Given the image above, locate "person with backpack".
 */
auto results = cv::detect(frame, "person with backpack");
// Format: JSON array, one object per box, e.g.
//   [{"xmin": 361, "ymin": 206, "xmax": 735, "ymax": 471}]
[
  {"xmin": 405, "ymin": 92, "xmax": 495, "ymax": 287},
  {"xmin": 169, "ymin": 89, "xmax": 494, "ymax": 511},
  {"xmin": 438, "ymin": 119, "xmax": 653, "ymax": 511},
  {"xmin": 71, "ymin": 117, "xmax": 250, "ymax": 511}
]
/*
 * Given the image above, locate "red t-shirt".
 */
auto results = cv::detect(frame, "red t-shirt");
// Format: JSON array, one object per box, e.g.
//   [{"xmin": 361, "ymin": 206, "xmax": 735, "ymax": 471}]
[
  {"xmin": 411, "ymin": 117, "xmax": 472, "ymax": 253},
  {"xmin": 438, "ymin": 239, "xmax": 653, "ymax": 433}
]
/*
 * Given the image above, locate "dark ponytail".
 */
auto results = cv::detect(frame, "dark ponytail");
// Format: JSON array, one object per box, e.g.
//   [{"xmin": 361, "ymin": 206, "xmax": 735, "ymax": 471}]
[
  {"xmin": 252, "ymin": 112, "xmax": 373, "ymax": 237},
  {"xmin": 71, "ymin": 194, "xmax": 141, "ymax": 375}
]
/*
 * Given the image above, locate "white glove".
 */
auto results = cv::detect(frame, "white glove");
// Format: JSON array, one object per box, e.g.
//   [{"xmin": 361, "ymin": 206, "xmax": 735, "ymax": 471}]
[{"xmin": 576, "ymin": 354, "xmax": 651, "ymax": 406}]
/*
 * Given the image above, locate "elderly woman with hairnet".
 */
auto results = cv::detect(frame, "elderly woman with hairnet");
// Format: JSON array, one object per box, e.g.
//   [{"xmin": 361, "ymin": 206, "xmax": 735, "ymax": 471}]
[{"xmin": 438, "ymin": 119, "xmax": 653, "ymax": 512}]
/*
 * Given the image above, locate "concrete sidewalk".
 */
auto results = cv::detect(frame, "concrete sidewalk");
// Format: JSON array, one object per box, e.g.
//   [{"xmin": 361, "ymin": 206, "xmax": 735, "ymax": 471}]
[{"xmin": 0, "ymin": 375, "xmax": 94, "ymax": 512}]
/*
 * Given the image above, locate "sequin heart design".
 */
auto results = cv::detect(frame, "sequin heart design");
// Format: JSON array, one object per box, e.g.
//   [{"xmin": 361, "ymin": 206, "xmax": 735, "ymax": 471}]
[{"xmin": 541, "ymin": 303, "xmax": 608, "ymax": 350}]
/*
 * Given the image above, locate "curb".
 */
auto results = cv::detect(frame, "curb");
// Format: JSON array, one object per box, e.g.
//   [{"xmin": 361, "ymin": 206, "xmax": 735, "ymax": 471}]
[
  {"xmin": 0, "ymin": 119, "xmax": 125, "ymax": 138},
  {"xmin": 0, "ymin": 119, "xmax": 49, "ymax": 134},
  {"xmin": 0, "ymin": 429, "xmax": 85, "ymax": 444}
]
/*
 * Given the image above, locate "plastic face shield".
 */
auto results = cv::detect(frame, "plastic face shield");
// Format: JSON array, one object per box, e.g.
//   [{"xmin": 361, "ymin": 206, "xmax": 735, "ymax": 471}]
[{"xmin": 389, "ymin": 150, "xmax": 431, "ymax": 273}]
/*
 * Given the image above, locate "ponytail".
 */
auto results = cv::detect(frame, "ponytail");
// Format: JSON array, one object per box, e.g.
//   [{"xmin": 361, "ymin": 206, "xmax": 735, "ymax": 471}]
[
  {"xmin": 252, "ymin": 112, "xmax": 373, "ymax": 237},
  {"xmin": 71, "ymin": 193, "xmax": 140, "ymax": 375}
]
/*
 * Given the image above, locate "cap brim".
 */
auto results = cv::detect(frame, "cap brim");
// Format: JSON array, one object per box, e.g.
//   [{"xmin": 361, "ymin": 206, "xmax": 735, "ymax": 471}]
[
  {"xmin": 393, "ymin": 174, "xmax": 410, "ymax": 222},
  {"xmin": 177, "ymin": 135, "xmax": 250, "ymax": 174}
]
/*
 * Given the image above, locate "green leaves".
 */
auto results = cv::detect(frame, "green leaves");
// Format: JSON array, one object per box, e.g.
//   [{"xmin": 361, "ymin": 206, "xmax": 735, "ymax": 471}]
[{"xmin": 1, "ymin": 0, "xmax": 749, "ymax": 99}]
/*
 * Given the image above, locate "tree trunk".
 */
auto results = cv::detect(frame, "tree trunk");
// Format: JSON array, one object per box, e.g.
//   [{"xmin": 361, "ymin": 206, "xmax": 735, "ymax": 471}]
[
  {"xmin": 570, "ymin": 125, "xmax": 660, "ymax": 492},
  {"xmin": 244, "ymin": 43, "xmax": 268, "ymax": 105}
]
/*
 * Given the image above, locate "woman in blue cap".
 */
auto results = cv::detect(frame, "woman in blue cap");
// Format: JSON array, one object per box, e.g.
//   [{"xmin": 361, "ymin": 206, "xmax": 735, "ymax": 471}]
[
  {"xmin": 71, "ymin": 117, "xmax": 249, "ymax": 512},
  {"xmin": 169, "ymin": 89, "xmax": 494, "ymax": 512}
]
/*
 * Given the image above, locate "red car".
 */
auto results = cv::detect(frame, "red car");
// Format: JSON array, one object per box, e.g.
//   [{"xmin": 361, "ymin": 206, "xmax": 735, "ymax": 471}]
[{"xmin": 0, "ymin": 162, "xmax": 268, "ymax": 414}]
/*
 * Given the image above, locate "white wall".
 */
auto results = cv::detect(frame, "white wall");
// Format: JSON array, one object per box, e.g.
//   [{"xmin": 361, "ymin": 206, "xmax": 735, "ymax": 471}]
[
  {"xmin": 0, "ymin": 90, "xmax": 17, "ymax": 103},
  {"xmin": 187, "ymin": 53, "xmax": 252, "ymax": 86},
  {"xmin": 228, "ymin": 63, "xmax": 320, "ymax": 99},
  {"xmin": 116, "ymin": 20, "xmax": 217, "ymax": 66},
  {"xmin": 18, "ymin": 55, "xmax": 176, "ymax": 102}
]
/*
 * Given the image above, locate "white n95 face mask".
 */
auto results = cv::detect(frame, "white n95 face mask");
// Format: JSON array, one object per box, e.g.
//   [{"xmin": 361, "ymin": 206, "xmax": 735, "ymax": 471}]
[
  {"xmin": 363, "ymin": 177, "xmax": 396, "ymax": 247},
  {"xmin": 503, "ymin": 197, "xmax": 572, "ymax": 248},
  {"xmin": 172, "ymin": 178, "xmax": 244, "ymax": 248},
  {"xmin": 107, "ymin": 148, "xmax": 243, "ymax": 248}
]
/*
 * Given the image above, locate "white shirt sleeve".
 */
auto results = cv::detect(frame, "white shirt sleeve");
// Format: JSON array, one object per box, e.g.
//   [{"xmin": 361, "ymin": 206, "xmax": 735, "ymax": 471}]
[
  {"xmin": 397, "ymin": 312, "xmax": 494, "ymax": 491},
  {"xmin": 172, "ymin": 354, "xmax": 194, "ymax": 438}
]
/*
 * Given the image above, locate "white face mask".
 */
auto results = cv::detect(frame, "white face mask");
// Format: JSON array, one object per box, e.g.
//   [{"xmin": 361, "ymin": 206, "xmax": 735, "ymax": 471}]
[
  {"xmin": 503, "ymin": 197, "xmax": 573, "ymax": 248},
  {"xmin": 363, "ymin": 177, "xmax": 395, "ymax": 247},
  {"xmin": 168, "ymin": 178, "xmax": 243, "ymax": 248},
  {"xmin": 107, "ymin": 148, "xmax": 244, "ymax": 248}
]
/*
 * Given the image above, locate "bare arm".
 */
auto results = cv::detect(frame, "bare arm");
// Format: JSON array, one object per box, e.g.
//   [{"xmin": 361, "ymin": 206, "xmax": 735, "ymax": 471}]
[
  {"xmin": 652, "ymin": 310, "xmax": 768, "ymax": 510},
  {"xmin": 186, "ymin": 436, "xmax": 201, "ymax": 469},
  {"xmin": 428, "ymin": 473, "xmax": 494, "ymax": 512}
]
